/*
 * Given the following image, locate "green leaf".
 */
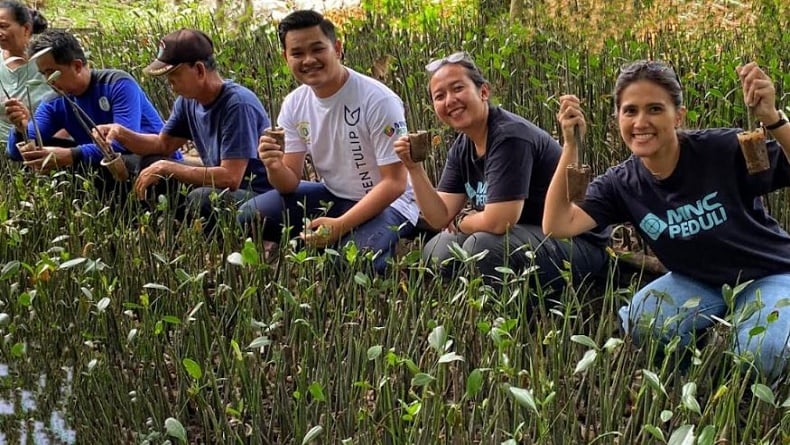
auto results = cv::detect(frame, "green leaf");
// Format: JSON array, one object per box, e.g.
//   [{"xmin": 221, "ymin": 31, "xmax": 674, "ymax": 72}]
[
  {"xmin": 353, "ymin": 272, "xmax": 371, "ymax": 287},
  {"xmin": 127, "ymin": 328, "xmax": 137, "ymax": 343},
  {"xmin": 642, "ymin": 424, "xmax": 665, "ymax": 442},
  {"xmin": 411, "ymin": 373, "xmax": 435, "ymax": 386},
  {"xmin": 241, "ymin": 238, "xmax": 260, "ymax": 266},
  {"xmin": 143, "ymin": 283, "xmax": 172, "ymax": 292},
  {"xmin": 667, "ymin": 424, "xmax": 695, "ymax": 445},
  {"xmin": 182, "ymin": 358, "xmax": 202, "ymax": 381},
  {"xmin": 59, "ymin": 257, "xmax": 87, "ymax": 269},
  {"xmin": 231, "ymin": 339, "xmax": 243, "ymax": 362},
  {"xmin": 748, "ymin": 325, "xmax": 766, "ymax": 337},
  {"xmin": 367, "ymin": 345, "xmax": 382, "ymax": 361},
  {"xmin": 508, "ymin": 386, "xmax": 538, "ymax": 414},
  {"xmin": 438, "ymin": 351, "xmax": 464, "ymax": 364},
  {"xmin": 660, "ymin": 410, "xmax": 673, "ymax": 422},
  {"xmin": 428, "ymin": 325, "xmax": 447, "ymax": 352},
  {"xmin": 465, "ymin": 369, "xmax": 483, "ymax": 398},
  {"xmin": 96, "ymin": 297, "xmax": 111, "ymax": 313},
  {"xmin": 302, "ymin": 425, "xmax": 323, "ymax": 444},
  {"xmin": 164, "ymin": 417, "xmax": 187, "ymax": 443},
  {"xmin": 227, "ymin": 252, "xmax": 244, "ymax": 266},
  {"xmin": 751, "ymin": 383, "xmax": 776, "ymax": 406},
  {"xmin": 697, "ymin": 425, "xmax": 716, "ymax": 445},
  {"xmin": 1, "ymin": 260, "xmax": 20, "ymax": 280},
  {"xmin": 641, "ymin": 369, "xmax": 667, "ymax": 396},
  {"xmin": 570, "ymin": 334, "xmax": 598, "ymax": 350},
  {"xmin": 602, "ymin": 337, "xmax": 624, "ymax": 353},
  {"xmin": 308, "ymin": 381, "xmax": 326, "ymax": 402},
  {"xmin": 681, "ymin": 382, "xmax": 701, "ymax": 415},
  {"xmin": 11, "ymin": 342, "xmax": 25, "ymax": 358},
  {"xmin": 680, "ymin": 297, "xmax": 701, "ymax": 309},
  {"xmin": 248, "ymin": 336, "xmax": 271, "ymax": 349},
  {"xmin": 574, "ymin": 349, "xmax": 597, "ymax": 374},
  {"xmin": 162, "ymin": 315, "xmax": 181, "ymax": 324}
]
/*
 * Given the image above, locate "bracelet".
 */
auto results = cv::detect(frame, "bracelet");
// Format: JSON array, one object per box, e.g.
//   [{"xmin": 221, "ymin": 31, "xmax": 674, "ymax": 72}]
[
  {"xmin": 764, "ymin": 110, "xmax": 788, "ymax": 131},
  {"xmin": 454, "ymin": 208, "xmax": 474, "ymax": 232}
]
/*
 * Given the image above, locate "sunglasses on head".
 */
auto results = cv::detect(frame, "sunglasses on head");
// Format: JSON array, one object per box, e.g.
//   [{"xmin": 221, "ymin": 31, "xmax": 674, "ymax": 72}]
[{"xmin": 425, "ymin": 51, "xmax": 471, "ymax": 72}]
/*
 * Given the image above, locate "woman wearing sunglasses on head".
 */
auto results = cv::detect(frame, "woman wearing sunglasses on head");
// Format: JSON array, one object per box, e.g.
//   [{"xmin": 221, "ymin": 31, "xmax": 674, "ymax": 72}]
[
  {"xmin": 544, "ymin": 60, "xmax": 790, "ymax": 380},
  {"xmin": 393, "ymin": 52, "xmax": 609, "ymax": 291}
]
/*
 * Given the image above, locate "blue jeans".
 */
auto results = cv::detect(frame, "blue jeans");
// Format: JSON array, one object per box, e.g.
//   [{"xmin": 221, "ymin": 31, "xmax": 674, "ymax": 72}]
[
  {"xmin": 619, "ymin": 272, "xmax": 790, "ymax": 381},
  {"xmin": 184, "ymin": 186, "xmax": 258, "ymax": 235},
  {"xmin": 237, "ymin": 181, "xmax": 414, "ymax": 274}
]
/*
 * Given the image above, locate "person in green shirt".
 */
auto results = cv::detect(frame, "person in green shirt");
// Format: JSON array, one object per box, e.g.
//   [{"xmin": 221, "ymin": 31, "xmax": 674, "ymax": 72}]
[{"xmin": 0, "ymin": 0, "xmax": 53, "ymax": 141}]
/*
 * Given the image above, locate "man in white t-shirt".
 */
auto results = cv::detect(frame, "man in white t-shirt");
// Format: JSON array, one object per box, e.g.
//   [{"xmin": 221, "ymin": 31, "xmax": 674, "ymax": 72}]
[{"xmin": 238, "ymin": 9, "xmax": 417, "ymax": 273}]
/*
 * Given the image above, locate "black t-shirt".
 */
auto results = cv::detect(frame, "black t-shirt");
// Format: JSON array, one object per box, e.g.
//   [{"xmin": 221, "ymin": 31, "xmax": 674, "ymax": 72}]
[
  {"xmin": 580, "ymin": 127, "xmax": 790, "ymax": 285},
  {"xmin": 438, "ymin": 106, "xmax": 560, "ymax": 225}
]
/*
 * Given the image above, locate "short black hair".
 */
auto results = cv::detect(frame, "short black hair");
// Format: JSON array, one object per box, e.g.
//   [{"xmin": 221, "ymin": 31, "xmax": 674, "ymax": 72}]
[
  {"xmin": 188, "ymin": 56, "xmax": 217, "ymax": 71},
  {"xmin": 0, "ymin": 0, "xmax": 47, "ymax": 34},
  {"xmin": 277, "ymin": 10, "xmax": 337, "ymax": 50},
  {"xmin": 27, "ymin": 28, "xmax": 86, "ymax": 65}
]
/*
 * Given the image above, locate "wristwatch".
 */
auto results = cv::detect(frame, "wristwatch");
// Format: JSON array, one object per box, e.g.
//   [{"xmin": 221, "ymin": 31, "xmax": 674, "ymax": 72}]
[{"xmin": 764, "ymin": 110, "xmax": 788, "ymax": 131}]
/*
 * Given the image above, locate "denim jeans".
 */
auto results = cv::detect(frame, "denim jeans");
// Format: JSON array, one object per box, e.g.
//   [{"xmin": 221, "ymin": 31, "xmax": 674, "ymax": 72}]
[
  {"xmin": 422, "ymin": 223, "xmax": 607, "ymax": 290},
  {"xmin": 619, "ymin": 272, "xmax": 790, "ymax": 381},
  {"xmin": 237, "ymin": 181, "xmax": 414, "ymax": 274}
]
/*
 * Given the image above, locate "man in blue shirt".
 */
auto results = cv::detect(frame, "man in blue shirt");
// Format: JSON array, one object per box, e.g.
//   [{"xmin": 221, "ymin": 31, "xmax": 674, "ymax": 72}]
[
  {"xmin": 97, "ymin": 29, "xmax": 271, "ymax": 232},
  {"xmin": 5, "ymin": 29, "xmax": 170, "ymax": 199}
]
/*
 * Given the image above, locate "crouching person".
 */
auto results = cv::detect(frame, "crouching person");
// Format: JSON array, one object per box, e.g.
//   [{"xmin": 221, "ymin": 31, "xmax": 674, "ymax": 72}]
[
  {"xmin": 97, "ymin": 29, "xmax": 272, "ymax": 234},
  {"xmin": 5, "ymin": 29, "xmax": 173, "ymax": 203}
]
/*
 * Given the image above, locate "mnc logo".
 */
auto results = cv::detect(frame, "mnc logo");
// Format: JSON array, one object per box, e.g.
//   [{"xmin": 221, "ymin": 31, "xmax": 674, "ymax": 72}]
[
  {"xmin": 465, "ymin": 181, "xmax": 487, "ymax": 208},
  {"xmin": 638, "ymin": 192, "xmax": 728, "ymax": 241}
]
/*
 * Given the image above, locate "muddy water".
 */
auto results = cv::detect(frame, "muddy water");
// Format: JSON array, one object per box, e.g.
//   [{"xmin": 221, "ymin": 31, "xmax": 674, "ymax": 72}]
[{"xmin": 0, "ymin": 363, "xmax": 76, "ymax": 444}]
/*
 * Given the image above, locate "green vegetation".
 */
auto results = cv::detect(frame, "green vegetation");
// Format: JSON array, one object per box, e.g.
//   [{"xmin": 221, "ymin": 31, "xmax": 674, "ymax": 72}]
[{"xmin": 1, "ymin": 0, "xmax": 789, "ymax": 443}]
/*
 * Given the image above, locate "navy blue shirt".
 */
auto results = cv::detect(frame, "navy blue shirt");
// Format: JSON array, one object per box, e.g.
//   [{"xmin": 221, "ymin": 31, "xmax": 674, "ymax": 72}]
[
  {"xmin": 580, "ymin": 128, "xmax": 790, "ymax": 285},
  {"xmin": 164, "ymin": 81, "xmax": 270, "ymax": 193},
  {"xmin": 7, "ymin": 69, "xmax": 172, "ymax": 164},
  {"xmin": 438, "ymin": 105, "xmax": 608, "ymax": 245}
]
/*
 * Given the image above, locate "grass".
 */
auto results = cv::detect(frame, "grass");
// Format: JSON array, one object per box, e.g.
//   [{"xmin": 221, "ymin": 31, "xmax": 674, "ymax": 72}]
[{"xmin": 1, "ymin": 0, "xmax": 790, "ymax": 443}]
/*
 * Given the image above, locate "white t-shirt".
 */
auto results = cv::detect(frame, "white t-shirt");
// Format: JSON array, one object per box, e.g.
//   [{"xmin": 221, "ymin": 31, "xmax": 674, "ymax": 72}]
[{"xmin": 278, "ymin": 68, "xmax": 418, "ymax": 224}]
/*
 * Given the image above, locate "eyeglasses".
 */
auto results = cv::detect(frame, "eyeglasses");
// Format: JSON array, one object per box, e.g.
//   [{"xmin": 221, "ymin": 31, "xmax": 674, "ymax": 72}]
[
  {"xmin": 619, "ymin": 60, "xmax": 681, "ymax": 88},
  {"xmin": 425, "ymin": 51, "xmax": 471, "ymax": 72}
]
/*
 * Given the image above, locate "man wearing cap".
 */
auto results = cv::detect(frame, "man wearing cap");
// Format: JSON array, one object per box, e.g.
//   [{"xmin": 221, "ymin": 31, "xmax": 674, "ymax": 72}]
[
  {"xmin": 97, "ymin": 28, "xmax": 271, "ymax": 233},
  {"xmin": 237, "ymin": 10, "xmax": 417, "ymax": 274},
  {"xmin": 5, "ymin": 28, "xmax": 170, "ymax": 199}
]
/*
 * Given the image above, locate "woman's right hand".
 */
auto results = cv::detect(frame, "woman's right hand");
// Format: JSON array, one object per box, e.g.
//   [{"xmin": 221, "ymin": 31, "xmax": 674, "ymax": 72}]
[
  {"xmin": 4, "ymin": 98, "xmax": 29, "ymax": 132},
  {"xmin": 557, "ymin": 95, "xmax": 586, "ymax": 148},
  {"xmin": 393, "ymin": 135, "xmax": 420, "ymax": 170}
]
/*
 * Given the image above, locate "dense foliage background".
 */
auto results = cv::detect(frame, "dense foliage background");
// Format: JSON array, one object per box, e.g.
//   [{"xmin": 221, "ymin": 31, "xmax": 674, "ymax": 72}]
[{"xmin": 1, "ymin": 0, "xmax": 789, "ymax": 443}]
